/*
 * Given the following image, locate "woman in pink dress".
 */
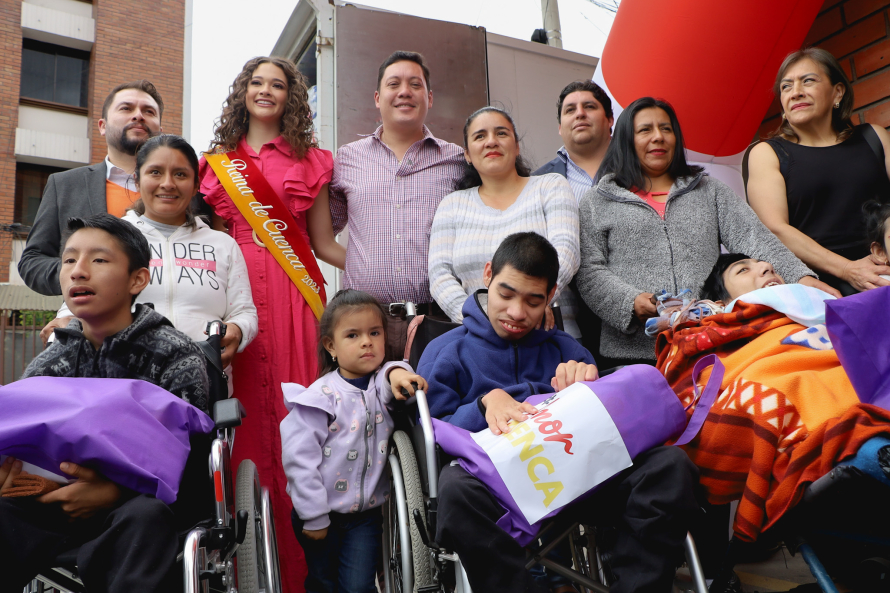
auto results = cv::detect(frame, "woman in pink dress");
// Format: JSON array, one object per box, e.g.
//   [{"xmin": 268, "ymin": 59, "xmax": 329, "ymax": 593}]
[{"xmin": 199, "ymin": 56, "xmax": 344, "ymax": 593}]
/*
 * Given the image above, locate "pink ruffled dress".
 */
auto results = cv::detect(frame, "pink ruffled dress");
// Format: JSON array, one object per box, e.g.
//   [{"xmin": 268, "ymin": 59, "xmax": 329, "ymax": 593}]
[{"xmin": 199, "ymin": 136, "xmax": 333, "ymax": 593}]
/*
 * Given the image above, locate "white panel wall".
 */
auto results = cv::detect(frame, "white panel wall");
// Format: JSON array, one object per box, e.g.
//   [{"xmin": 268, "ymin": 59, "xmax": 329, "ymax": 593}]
[
  {"xmin": 486, "ymin": 34, "xmax": 599, "ymax": 170},
  {"xmin": 18, "ymin": 105, "xmax": 89, "ymax": 137},
  {"xmin": 15, "ymin": 127, "xmax": 90, "ymax": 168},
  {"xmin": 25, "ymin": 0, "xmax": 93, "ymax": 18},
  {"xmin": 21, "ymin": 0, "xmax": 95, "ymax": 50},
  {"xmin": 7, "ymin": 240, "xmax": 27, "ymax": 286}
]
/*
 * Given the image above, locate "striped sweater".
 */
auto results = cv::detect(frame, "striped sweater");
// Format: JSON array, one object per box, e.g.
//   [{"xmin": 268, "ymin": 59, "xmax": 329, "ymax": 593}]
[{"xmin": 428, "ymin": 173, "xmax": 581, "ymax": 337}]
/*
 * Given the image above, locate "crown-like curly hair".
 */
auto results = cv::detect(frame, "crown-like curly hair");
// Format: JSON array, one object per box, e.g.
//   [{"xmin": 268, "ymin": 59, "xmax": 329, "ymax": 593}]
[{"xmin": 209, "ymin": 56, "xmax": 316, "ymax": 158}]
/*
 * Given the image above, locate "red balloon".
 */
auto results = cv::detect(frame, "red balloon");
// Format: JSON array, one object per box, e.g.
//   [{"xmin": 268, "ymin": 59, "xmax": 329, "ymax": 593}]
[{"xmin": 599, "ymin": 0, "xmax": 823, "ymax": 158}]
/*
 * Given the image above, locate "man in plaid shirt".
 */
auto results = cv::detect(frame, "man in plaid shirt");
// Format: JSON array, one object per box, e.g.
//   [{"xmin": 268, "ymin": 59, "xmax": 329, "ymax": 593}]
[{"xmin": 330, "ymin": 50, "xmax": 465, "ymax": 359}]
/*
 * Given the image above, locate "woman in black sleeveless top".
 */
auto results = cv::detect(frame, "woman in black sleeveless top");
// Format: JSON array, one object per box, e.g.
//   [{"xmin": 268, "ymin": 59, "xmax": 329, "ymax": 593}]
[{"xmin": 747, "ymin": 48, "xmax": 890, "ymax": 295}]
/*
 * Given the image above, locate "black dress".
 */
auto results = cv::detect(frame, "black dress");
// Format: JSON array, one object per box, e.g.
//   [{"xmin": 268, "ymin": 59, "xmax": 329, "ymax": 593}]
[{"xmin": 764, "ymin": 125, "xmax": 890, "ymax": 291}]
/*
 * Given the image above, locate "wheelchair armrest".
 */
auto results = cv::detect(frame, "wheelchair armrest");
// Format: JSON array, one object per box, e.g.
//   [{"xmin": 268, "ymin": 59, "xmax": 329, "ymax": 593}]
[{"xmin": 213, "ymin": 398, "xmax": 246, "ymax": 429}]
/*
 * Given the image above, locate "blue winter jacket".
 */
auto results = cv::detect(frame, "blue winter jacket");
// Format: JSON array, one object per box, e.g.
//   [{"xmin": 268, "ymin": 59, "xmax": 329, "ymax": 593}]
[{"xmin": 418, "ymin": 290, "xmax": 596, "ymax": 432}]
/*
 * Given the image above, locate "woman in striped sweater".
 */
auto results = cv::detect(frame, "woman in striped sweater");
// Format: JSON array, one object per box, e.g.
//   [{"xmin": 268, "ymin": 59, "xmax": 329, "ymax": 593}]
[{"xmin": 428, "ymin": 107, "xmax": 582, "ymax": 337}]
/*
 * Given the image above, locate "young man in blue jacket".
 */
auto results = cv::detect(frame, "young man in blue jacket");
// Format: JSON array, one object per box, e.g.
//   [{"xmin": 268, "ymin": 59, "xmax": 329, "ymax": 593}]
[{"xmin": 418, "ymin": 232, "xmax": 700, "ymax": 593}]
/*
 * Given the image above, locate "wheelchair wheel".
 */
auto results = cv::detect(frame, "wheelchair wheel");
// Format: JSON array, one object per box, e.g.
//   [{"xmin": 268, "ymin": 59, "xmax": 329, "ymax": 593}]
[
  {"xmin": 236, "ymin": 459, "xmax": 281, "ymax": 593},
  {"xmin": 385, "ymin": 430, "xmax": 433, "ymax": 592}
]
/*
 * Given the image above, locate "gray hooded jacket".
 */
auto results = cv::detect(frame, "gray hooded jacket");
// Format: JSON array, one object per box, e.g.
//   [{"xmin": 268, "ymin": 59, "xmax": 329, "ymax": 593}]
[{"xmin": 576, "ymin": 172, "xmax": 814, "ymax": 360}]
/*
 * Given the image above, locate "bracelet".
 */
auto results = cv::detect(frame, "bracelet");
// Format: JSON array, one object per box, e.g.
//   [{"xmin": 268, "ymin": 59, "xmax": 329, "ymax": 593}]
[{"xmin": 476, "ymin": 395, "xmax": 487, "ymax": 416}]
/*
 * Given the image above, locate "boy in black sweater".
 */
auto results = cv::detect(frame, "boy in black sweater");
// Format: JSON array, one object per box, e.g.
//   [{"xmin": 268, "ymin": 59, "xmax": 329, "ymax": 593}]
[{"xmin": 0, "ymin": 214, "xmax": 209, "ymax": 592}]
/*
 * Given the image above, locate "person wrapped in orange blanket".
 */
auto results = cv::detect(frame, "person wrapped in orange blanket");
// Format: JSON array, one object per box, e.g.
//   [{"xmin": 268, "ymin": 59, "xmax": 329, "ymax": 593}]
[{"xmin": 655, "ymin": 253, "xmax": 890, "ymax": 542}]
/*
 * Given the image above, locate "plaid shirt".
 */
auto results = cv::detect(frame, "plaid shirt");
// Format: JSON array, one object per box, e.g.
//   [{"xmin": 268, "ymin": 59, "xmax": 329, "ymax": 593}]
[{"xmin": 330, "ymin": 126, "xmax": 465, "ymax": 304}]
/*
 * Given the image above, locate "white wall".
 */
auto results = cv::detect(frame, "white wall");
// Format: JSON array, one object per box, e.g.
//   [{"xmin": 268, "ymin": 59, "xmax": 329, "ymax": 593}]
[
  {"xmin": 487, "ymin": 33, "xmax": 599, "ymax": 170},
  {"xmin": 18, "ymin": 105, "xmax": 89, "ymax": 137},
  {"xmin": 24, "ymin": 0, "xmax": 93, "ymax": 18},
  {"xmin": 7, "ymin": 240, "xmax": 27, "ymax": 286},
  {"xmin": 21, "ymin": 0, "xmax": 95, "ymax": 50}
]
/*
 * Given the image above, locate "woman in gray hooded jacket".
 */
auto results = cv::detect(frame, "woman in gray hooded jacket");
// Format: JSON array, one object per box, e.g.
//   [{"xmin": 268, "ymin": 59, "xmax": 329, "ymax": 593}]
[{"xmin": 576, "ymin": 97, "xmax": 830, "ymax": 364}]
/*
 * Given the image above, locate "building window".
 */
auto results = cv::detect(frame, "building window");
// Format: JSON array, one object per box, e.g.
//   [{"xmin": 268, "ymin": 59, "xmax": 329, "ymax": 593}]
[
  {"xmin": 20, "ymin": 40, "xmax": 89, "ymax": 108},
  {"xmin": 15, "ymin": 164, "xmax": 65, "ymax": 227}
]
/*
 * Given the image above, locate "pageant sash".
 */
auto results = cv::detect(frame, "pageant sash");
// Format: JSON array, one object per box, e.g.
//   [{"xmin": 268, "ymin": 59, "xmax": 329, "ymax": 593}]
[{"xmin": 205, "ymin": 149, "xmax": 326, "ymax": 319}]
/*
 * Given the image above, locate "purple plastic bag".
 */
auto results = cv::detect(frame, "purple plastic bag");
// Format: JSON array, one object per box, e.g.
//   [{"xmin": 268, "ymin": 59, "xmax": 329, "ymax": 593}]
[
  {"xmin": 826, "ymin": 287, "xmax": 890, "ymax": 410},
  {"xmin": 0, "ymin": 377, "xmax": 215, "ymax": 504},
  {"xmin": 433, "ymin": 360, "xmax": 721, "ymax": 544}
]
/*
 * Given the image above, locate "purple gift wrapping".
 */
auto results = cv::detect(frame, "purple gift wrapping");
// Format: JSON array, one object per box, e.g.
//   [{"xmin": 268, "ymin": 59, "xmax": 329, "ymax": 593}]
[
  {"xmin": 433, "ymin": 362, "xmax": 720, "ymax": 544},
  {"xmin": 0, "ymin": 377, "xmax": 214, "ymax": 504},
  {"xmin": 826, "ymin": 286, "xmax": 890, "ymax": 410}
]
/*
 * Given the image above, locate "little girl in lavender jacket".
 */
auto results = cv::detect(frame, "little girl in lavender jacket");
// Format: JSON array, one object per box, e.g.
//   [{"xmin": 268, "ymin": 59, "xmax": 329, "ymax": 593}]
[{"xmin": 280, "ymin": 289, "xmax": 427, "ymax": 593}]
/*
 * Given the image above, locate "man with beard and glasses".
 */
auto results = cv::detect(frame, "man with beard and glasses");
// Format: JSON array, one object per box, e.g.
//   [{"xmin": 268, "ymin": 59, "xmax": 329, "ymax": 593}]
[{"xmin": 19, "ymin": 80, "xmax": 164, "ymax": 296}]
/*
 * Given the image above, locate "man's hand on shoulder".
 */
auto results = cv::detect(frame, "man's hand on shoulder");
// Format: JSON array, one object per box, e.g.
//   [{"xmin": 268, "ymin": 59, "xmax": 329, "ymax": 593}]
[
  {"xmin": 481, "ymin": 389, "xmax": 536, "ymax": 435},
  {"xmin": 551, "ymin": 361, "xmax": 598, "ymax": 392},
  {"xmin": 40, "ymin": 316, "xmax": 72, "ymax": 347},
  {"xmin": 38, "ymin": 462, "xmax": 121, "ymax": 519}
]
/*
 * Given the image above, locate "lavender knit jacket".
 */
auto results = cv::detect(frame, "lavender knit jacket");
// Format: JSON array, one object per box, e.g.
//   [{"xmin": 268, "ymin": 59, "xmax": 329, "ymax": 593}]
[{"xmin": 280, "ymin": 361, "xmax": 410, "ymax": 530}]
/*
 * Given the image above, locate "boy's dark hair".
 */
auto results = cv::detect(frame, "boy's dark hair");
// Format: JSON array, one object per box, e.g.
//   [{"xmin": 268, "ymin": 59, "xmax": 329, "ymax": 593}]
[
  {"xmin": 63, "ymin": 214, "xmax": 151, "ymax": 305},
  {"xmin": 490, "ymin": 232, "xmax": 559, "ymax": 293},
  {"xmin": 598, "ymin": 96, "xmax": 703, "ymax": 191},
  {"xmin": 701, "ymin": 253, "xmax": 752, "ymax": 302},
  {"xmin": 377, "ymin": 51, "xmax": 431, "ymax": 91},
  {"xmin": 101, "ymin": 80, "xmax": 164, "ymax": 120},
  {"xmin": 133, "ymin": 134, "xmax": 199, "ymax": 229},
  {"xmin": 863, "ymin": 200, "xmax": 890, "ymax": 250},
  {"xmin": 457, "ymin": 106, "xmax": 533, "ymax": 190},
  {"xmin": 557, "ymin": 80, "xmax": 613, "ymax": 123},
  {"xmin": 317, "ymin": 289, "xmax": 389, "ymax": 379}
]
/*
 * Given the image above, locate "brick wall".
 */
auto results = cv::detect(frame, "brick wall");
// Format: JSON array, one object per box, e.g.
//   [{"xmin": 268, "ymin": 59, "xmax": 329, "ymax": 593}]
[
  {"xmin": 88, "ymin": 0, "xmax": 185, "ymax": 164},
  {"xmin": 0, "ymin": 0, "xmax": 22, "ymax": 283},
  {"xmin": 759, "ymin": 0, "xmax": 890, "ymax": 138}
]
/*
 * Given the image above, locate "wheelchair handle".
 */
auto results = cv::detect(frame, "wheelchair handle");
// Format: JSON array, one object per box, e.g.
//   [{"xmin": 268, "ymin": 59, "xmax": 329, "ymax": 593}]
[
  {"xmin": 205, "ymin": 320, "xmax": 227, "ymax": 353},
  {"xmin": 206, "ymin": 320, "xmax": 226, "ymax": 338},
  {"xmin": 399, "ymin": 381, "xmax": 419, "ymax": 399},
  {"xmin": 413, "ymin": 389, "xmax": 439, "ymax": 499}
]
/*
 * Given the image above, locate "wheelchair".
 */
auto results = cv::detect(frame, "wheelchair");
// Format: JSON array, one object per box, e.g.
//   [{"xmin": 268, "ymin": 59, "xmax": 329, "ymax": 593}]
[
  {"xmin": 381, "ymin": 311, "xmax": 709, "ymax": 593},
  {"xmin": 26, "ymin": 321, "xmax": 282, "ymax": 593},
  {"xmin": 709, "ymin": 440, "xmax": 890, "ymax": 593}
]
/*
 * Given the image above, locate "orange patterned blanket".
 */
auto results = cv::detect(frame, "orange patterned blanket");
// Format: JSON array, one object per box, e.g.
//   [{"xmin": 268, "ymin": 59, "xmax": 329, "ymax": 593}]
[{"xmin": 655, "ymin": 300, "xmax": 890, "ymax": 541}]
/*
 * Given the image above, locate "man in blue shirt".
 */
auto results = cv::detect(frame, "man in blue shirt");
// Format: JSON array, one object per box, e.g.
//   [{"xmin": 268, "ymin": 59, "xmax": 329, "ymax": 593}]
[
  {"xmin": 418, "ymin": 233, "xmax": 699, "ymax": 593},
  {"xmin": 534, "ymin": 80, "xmax": 615, "ymax": 356},
  {"xmin": 534, "ymin": 80, "xmax": 613, "ymax": 202}
]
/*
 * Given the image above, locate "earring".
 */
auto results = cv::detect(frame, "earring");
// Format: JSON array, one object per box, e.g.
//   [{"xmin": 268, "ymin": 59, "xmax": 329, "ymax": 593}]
[
  {"xmin": 782, "ymin": 113, "xmax": 787, "ymax": 120},
  {"xmin": 834, "ymin": 102, "xmax": 840, "ymax": 109},
  {"xmin": 332, "ymin": 355, "xmax": 337, "ymax": 362}
]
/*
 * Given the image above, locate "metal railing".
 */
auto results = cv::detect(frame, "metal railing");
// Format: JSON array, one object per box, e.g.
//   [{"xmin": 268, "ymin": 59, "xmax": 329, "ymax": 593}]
[{"xmin": 0, "ymin": 309, "xmax": 55, "ymax": 385}]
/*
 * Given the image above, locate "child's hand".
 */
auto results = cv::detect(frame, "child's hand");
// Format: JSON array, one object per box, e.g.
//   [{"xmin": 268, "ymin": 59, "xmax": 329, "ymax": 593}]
[
  {"xmin": 37, "ymin": 462, "xmax": 121, "ymax": 519},
  {"xmin": 303, "ymin": 527, "xmax": 328, "ymax": 541},
  {"xmin": 389, "ymin": 369, "xmax": 428, "ymax": 400},
  {"xmin": 0, "ymin": 456, "xmax": 25, "ymax": 495}
]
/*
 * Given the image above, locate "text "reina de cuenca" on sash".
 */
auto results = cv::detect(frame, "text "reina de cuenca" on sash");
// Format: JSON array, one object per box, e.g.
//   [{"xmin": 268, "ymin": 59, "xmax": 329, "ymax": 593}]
[{"xmin": 221, "ymin": 158, "xmax": 314, "ymax": 278}]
